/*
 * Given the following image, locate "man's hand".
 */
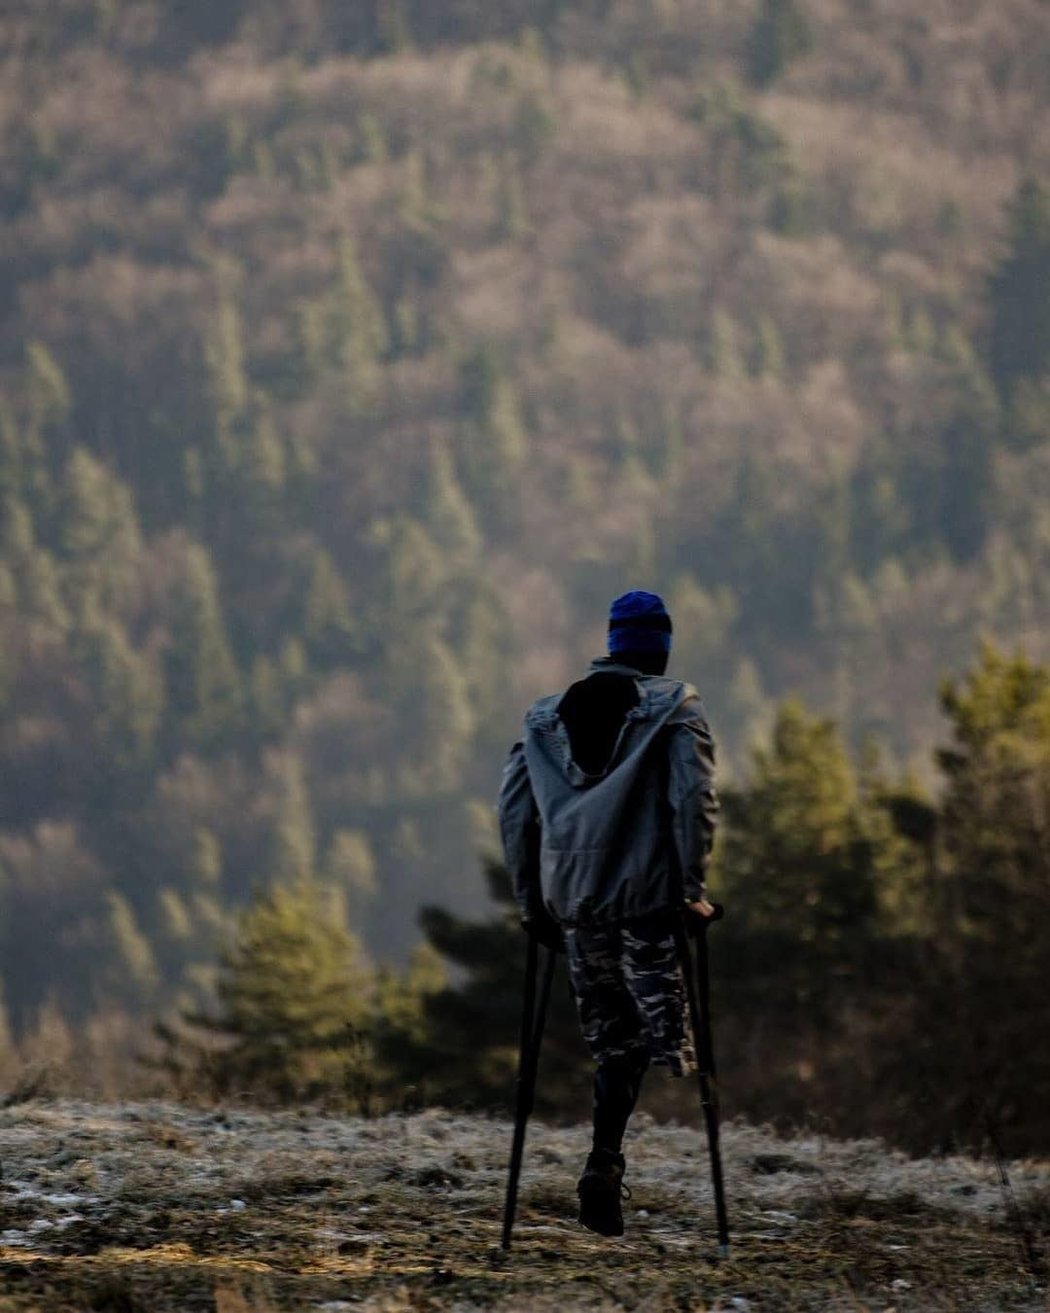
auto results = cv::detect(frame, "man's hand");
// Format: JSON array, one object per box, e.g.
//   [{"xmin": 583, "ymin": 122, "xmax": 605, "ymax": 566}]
[
  {"xmin": 684, "ymin": 898, "xmax": 724, "ymax": 934},
  {"xmin": 687, "ymin": 898, "xmax": 718, "ymax": 919}
]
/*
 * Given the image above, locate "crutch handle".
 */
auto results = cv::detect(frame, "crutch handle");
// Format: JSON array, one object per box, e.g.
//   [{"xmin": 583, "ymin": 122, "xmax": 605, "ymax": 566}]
[{"xmin": 685, "ymin": 901, "xmax": 725, "ymax": 935}]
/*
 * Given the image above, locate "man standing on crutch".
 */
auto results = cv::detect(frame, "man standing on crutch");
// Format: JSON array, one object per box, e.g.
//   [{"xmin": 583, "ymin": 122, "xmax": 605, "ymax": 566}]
[{"xmin": 498, "ymin": 590, "xmax": 720, "ymax": 1239}]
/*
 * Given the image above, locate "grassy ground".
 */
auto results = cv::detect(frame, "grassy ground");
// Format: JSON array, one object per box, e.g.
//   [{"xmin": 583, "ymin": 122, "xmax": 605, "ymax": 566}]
[{"xmin": 0, "ymin": 1102, "xmax": 1047, "ymax": 1311}]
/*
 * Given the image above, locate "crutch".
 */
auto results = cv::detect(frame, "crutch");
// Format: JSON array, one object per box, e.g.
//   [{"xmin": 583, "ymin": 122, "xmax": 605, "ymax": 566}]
[
  {"xmin": 501, "ymin": 935, "xmax": 558, "ymax": 1250},
  {"xmin": 675, "ymin": 906, "xmax": 730, "ymax": 1258}
]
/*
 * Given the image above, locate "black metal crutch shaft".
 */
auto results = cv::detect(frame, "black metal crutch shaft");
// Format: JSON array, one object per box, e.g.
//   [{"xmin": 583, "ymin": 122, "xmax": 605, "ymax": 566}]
[
  {"xmin": 676, "ymin": 916, "xmax": 730, "ymax": 1257},
  {"xmin": 501, "ymin": 937, "xmax": 557, "ymax": 1250}
]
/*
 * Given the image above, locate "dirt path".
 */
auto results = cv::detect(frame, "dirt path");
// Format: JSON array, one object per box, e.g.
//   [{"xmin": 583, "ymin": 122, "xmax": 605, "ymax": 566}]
[{"xmin": 0, "ymin": 1102, "xmax": 1046, "ymax": 1311}]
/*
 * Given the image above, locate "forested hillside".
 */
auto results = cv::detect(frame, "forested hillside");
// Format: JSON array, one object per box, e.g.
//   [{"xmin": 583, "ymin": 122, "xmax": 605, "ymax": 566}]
[{"xmin": 1, "ymin": 0, "xmax": 1049, "ymax": 1091}]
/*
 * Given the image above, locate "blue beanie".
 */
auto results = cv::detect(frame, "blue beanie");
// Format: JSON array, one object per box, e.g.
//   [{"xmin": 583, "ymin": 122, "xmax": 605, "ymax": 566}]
[{"xmin": 608, "ymin": 590, "xmax": 672, "ymax": 655}]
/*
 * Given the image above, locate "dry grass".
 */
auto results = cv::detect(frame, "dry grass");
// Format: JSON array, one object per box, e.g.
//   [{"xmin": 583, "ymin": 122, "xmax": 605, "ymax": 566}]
[{"xmin": 0, "ymin": 1101, "xmax": 1046, "ymax": 1311}]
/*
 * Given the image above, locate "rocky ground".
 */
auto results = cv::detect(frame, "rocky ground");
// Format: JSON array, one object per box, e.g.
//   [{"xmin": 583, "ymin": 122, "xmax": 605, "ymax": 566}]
[{"xmin": 0, "ymin": 1101, "xmax": 1047, "ymax": 1312}]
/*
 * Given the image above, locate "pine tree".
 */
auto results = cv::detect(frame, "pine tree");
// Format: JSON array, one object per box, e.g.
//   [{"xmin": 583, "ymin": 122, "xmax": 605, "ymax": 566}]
[
  {"xmin": 101, "ymin": 890, "xmax": 159, "ymax": 1000},
  {"xmin": 205, "ymin": 297, "xmax": 249, "ymax": 439},
  {"xmin": 163, "ymin": 542, "xmax": 241, "ymax": 752},
  {"xmin": 398, "ymin": 860, "xmax": 587, "ymax": 1111},
  {"xmin": 24, "ymin": 340, "xmax": 70, "ymax": 450},
  {"xmin": 324, "ymin": 829, "xmax": 379, "ymax": 927},
  {"xmin": 425, "ymin": 441, "xmax": 481, "ymax": 566},
  {"xmin": 750, "ymin": 314, "xmax": 786, "ymax": 379},
  {"xmin": 457, "ymin": 345, "xmax": 526, "ymax": 514},
  {"xmin": 330, "ymin": 234, "xmax": 388, "ymax": 414},
  {"xmin": 716, "ymin": 700, "xmax": 880, "ymax": 989},
  {"xmin": 199, "ymin": 875, "xmax": 374, "ymax": 1103},
  {"xmin": 60, "ymin": 447, "xmax": 143, "ymax": 616},
  {"xmin": 706, "ymin": 308, "xmax": 746, "ymax": 379},
  {"xmin": 266, "ymin": 754, "xmax": 316, "ymax": 883},
  {"xmin": 746, "ymin": 0, "xmax": 813, "ymax": 88},
  {"xmin": 73, "ymin": 610, "xmax": 163, "ymax": 776},
  {"xmin": 301, "ymin": 546, "xmax": 354, "ymax": 664},
  {"xmin": 0, "ymin": 982, "xmax": 19, "ymax": 1086},
  {"xmin": 989, "ymin": 177, "xmax": 1050, "ymax": 394},
  {"xmin": 891, "ymin": 644, "xmax": 1050, "ymax": 1152}
]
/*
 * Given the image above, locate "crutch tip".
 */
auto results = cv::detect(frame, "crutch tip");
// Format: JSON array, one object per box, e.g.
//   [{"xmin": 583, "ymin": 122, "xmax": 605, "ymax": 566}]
[{"xmin": 718, "ymin": 1243, "xmax": 731, "ymax": 1260}]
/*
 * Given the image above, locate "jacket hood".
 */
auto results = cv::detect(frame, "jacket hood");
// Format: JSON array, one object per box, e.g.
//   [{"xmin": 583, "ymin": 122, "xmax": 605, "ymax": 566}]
[{"xmin": 524, "ymin": 663, "xmax": 695, "ymax": 788}]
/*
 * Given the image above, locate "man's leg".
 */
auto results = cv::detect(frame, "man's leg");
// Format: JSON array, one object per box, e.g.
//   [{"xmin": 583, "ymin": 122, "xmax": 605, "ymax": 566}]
[
  {"xmin": 563, "ymin": 924, "xmax": 647, "ymax": 1236},
  {"xmin": 621, "ymin": 918, "xmax": 695, "ymax": 1078},
  {"xmin": 592, "ymin": 1051, "xmax": 650, "ymax": 1158}
]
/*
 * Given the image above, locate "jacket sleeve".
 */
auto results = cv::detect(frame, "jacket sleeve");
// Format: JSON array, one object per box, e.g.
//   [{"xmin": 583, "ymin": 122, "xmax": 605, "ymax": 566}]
[
  {"xmin": 498, "ymin": 739, "xmax": 542, "ymax": 920},
  {"xmin": 667, "ymin": 702, "xmax": 719, "ymax": 902}
]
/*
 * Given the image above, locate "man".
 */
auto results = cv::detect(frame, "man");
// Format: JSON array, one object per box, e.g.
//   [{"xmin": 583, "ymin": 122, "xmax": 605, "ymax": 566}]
[{"xmin": 498, "ymin": 590, "xmax": 719, "ymax": 1237}]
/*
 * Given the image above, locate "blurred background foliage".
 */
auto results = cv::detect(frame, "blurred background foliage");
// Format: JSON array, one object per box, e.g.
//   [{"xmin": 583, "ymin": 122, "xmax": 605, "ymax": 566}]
[{"xmin": 0, "ymin": 0, "xmax": 1049, "ymax": 1152}]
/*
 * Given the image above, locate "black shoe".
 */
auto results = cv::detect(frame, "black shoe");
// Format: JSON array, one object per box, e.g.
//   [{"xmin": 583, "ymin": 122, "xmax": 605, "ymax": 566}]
[{"xmin": 577, "ymin": 1150, "xmax": 627, "ymax": 1237}]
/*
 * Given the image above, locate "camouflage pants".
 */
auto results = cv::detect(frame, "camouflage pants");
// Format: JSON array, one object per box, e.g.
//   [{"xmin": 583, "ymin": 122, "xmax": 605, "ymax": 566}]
[{"xmin": 563, "ymin": 918, "xmax": 696, "ymax": 1077}]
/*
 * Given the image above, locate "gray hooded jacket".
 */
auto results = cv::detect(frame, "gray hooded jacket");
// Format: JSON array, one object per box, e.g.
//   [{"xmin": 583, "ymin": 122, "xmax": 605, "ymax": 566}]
[{"xmin": 498, "ymin": 659, "xmax": 719, "ymax": 926}]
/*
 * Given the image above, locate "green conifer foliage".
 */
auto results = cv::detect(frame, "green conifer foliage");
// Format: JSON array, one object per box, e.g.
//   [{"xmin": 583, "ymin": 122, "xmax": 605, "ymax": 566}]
[
  {"xmin": 102, "ymin": 890, "xmax": 159, "ymax": 999},
  {"xmin": 752, "ymin": 316, "xmax": 787, "ymax": 379},
  {"xmin": 0, "ymin": 982, "xmax": 19, "ymax": 1085},
  {"xmin": 25, "ymin": 341, "xmax": 71, "ymax": 447},
  {"xmin": 235, "ymin": 408, "xmax": 286, "ymax": 524},
  {"xmin": 60, "ymin": 448, "xmax": 143, "ymax": 616},
  {"xmin": 205, "ymin": 298, "xmax": 249, "ymax": 436},
  {"xmin": 989, "ymin": 177, "xmax": 1050, "ymax": 394},
  {"xmin": 301, "ymin": 547, "xmax": 354, "ymax": 664},
  {"xmin": 706, "ymin": 309, "xmax": 746, "ymax": 379},
  {"xmin": 330, "ymin": 235, "xmax": 388, "ymax": 414},
  {"xmin": 356, "ymin": 112, "xmax": 387, "ymax": 164},
  {"xmin": 457, "ymin": 345, "xmax": 526, "ymax": 512},
  {"xmin": 385, "ymin": 518, "xmax": 448, "ymax": 628},
  {"xmin": 0, "ymin": 394, "xmax": 51, "ymax": 521},
  {"xmin": 267, "ymin": 755, "xmax": 316, "ymax": 883},
  {"xmin": 1, "ymin": 495, "xmax": 68, "ymax": 631},
  {"xmin": 716, "ymin": 700, "xmax": 879, "ymax": 982},
  {"xmin": 74, "ymin": 613, "xmax": 163, "ymax": 775},
  {"xmin": 425, "ymin": 442, "xmax": 481, "ymax": 567},
  {"xmin": 206, "ymin": 875, "xmax": 373, "ymax": 1102},
  {"xmin": 885, "ymin": 644, "xmax": 1050, "ymax": 1150},
  {"xmin": 398, "ymin": 633, "xmax": 476, "ymax": 790},
  {"xmin": 403, "ymin": 860, "xmax": 586, "ymax": 1110},
  {"xmin": 249, "ymin": 654, "xmax": 286, "ymax": 744},
  {"xmin": 163, "ymin": 543, "xmax": 241, "ymax": 752},
  {"xmin": 746, "ymin": 0, "xmax": 813, "ymax": 89},
  {"xmin": 324, "ymin": 829, "xmax": 378, "ymax": 922}
]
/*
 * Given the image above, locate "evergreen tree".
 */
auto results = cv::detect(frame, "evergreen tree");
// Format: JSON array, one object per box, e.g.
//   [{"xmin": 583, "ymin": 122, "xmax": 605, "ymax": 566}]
[
  {"xmin": 750, "ymin": 314, "xmax": 787, "ymax": 379},
  {"xmin": 266, "ymin": 754, "xmax": 316, "ymax": 883},
  {"xmin": 425, "ymin": 441, "xmax": 481, "ymax": 566},
  {"xmin": 746, "ymin": 0, "xmax": 813, "ymax": 88},
  {"xmin": 457, "ymin": 345, "xmax": 526, "ymax": 514},
  {"xmin": 196, "ymin": 875, "xmax": 374, "ymax": 1103},
  {"xmin": 0, "ymin": 982, "xmax": 19, "ymax": 1086},
  {"xmin": 25, "ymin": 340, "xmax": 70, "ymax": 449},
  {"xmin": 163, "ymin": 542, "xmax": 241, "ymax": 752},
  {"xmin": 235, "ymin": 407, "xmax": 286, "ymax": 526},
  {"xmin": 59, "ymin": 447, "xmax": 143, "ymax": 615},
  {"xmin": 400, "ymin": 860, "xmax": 587, "ymax": 1111},
  {"xmin": 0, "ymin": 493, "xmax": 68, "ymax": 630},
  {"xmin": 330, "ymin": 235, "xmax": 388, "ymax": 414},
  {"xmin": 205, "ymin": 296, "xmax": 249, "ymax": 440},
  {"xmin": 100, "ymin": 890, "xmax": 159, "ymax": 1001},
  {"xmin": 301, "ymin": 546, "xmax": 354, "ymax": 664},
  {"xmin": 73, "ymin": 610, "xmax": 163, "ymax": 776},
  {"xmin": 324, "ymin": 828, "xmax": 379, "ymax": 926},
  {"xmin": 989, "ymin": 177, "xmax": 1050, "ymax": 394},
  {"xmin": 716, "ymin": 701, "xmax": 880, "ymax": 992},
  {"xmin": 886, "ymin": 644, "xmax": 1050, "ymax": 1152}
]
